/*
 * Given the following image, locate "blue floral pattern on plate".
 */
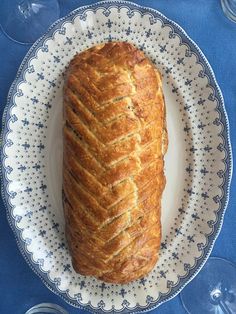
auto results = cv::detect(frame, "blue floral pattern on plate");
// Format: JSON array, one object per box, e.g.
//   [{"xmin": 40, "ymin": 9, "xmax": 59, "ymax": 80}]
[{"xmin": 1, "ymin": 1, "xmax": 232, "ymax": 313}]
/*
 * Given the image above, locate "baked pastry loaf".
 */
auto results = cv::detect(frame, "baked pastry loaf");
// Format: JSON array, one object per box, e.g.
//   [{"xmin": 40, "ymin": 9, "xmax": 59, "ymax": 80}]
[{"xmin": 63, "ymin": 42, "xmax": 167, "ymax": 284}]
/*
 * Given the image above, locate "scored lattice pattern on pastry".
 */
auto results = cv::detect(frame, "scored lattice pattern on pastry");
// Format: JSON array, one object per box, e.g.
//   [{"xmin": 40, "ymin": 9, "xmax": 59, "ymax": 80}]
[{"xmin": 63, "ymin": 42, "xmax": 167, "ymax": 284}]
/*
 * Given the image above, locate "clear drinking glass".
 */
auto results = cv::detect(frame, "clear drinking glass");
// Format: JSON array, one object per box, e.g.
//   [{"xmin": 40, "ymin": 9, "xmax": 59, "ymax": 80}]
[
  {"xmin": 0, "ymin": 0, "xmax": 60, "ymax": 44},
  {"xmin": 221, "ymin": 0, "xmax": 236, "ymax": 22},
  {"xmin": 25, "ymin": 303, "xmax": 68, "ymax": 314},
  {"xmin": 180, "ymin": 257, "xmax": 236, "ymax": 314}
]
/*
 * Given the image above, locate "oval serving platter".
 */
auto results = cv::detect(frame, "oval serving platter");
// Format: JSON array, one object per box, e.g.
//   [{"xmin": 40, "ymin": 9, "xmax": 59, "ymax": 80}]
[{"xmin": 1, "ymin": 1, "xmax": 232, "ymax": 313}]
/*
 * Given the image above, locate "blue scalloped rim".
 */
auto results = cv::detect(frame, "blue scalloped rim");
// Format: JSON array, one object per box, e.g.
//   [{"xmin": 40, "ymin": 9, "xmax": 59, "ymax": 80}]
[{"xmin": 1, "ymin": 1, "xmax": 233, "ymax": 313}]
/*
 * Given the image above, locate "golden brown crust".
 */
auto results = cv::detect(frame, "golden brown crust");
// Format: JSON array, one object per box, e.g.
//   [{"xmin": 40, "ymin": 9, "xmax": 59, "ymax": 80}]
[{"xmin": 63, "ymin": 42, "xmax": 167, "ymax": 284}]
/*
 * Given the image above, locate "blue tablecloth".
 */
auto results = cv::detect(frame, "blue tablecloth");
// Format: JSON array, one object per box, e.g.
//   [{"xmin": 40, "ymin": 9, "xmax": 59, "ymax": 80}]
[{"xmin": 0, "ymin": 1, "xmax": 235, "ymax": 313}]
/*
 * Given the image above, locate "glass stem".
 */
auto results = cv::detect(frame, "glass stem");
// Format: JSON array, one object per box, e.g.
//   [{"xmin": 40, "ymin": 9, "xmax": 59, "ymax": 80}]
[
  {"xmin": 219, "ymin": 300, "xmax": 232, "ymax": 314},
  {"xmin": 18, "ymin": 0, "xmax": 32, "ymax": 18}
]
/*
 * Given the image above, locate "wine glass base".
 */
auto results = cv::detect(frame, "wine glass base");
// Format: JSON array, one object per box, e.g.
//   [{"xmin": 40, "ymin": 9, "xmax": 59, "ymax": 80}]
[
  {"xmin": 0, "ymin": 0, "xmax": 60, "ymax": 44},
  {"xmin": 180, "ymin": 257, "xmax": 236, "ymax": 314},
  {"xmin": 221, "ymin": 0, "xmax": 236, "ymax": 23},
  {"xmin": 25, "ymin": 303, "xmax": 68, "ymax": 314}
]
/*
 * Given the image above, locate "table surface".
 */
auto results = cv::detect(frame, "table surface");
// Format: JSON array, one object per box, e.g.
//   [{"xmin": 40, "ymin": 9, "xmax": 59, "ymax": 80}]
[{"xmin": 0, "ymin": 0, "xmax": 235, "ymax": 313}]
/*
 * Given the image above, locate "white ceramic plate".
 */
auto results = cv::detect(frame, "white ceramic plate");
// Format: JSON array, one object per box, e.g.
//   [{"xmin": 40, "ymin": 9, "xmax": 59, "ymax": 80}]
[{"xmin": 1, "ymin": 1, "xmax": 232, "ymax": 313}]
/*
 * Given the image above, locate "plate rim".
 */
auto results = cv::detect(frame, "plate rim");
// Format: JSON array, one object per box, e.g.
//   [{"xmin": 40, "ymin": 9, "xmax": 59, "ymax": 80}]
[{"xmin": 1, "ymin": 1, "xmax": 233, "ymax": 313}]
